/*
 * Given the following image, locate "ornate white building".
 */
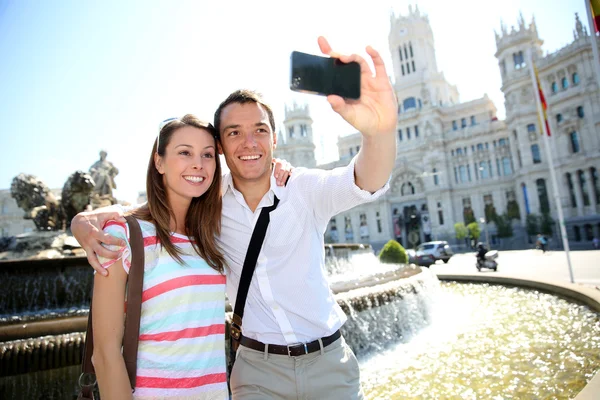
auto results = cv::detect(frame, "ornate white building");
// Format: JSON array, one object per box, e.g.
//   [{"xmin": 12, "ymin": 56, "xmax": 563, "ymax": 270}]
[{"xmin": 275, "ymin": 7, "xmax": 600, "ymax": 251}]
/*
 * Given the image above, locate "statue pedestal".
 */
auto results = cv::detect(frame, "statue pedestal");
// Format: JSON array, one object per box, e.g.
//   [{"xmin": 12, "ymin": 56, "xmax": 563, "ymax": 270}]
[{"xmin": 0, "ymin": 231, "xmax": 85, "ymax": 261}]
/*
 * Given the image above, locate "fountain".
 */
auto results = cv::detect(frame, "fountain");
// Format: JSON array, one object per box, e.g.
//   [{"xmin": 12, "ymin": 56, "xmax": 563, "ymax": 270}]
[{"xmin": 1, "ymin": 243, "xmax": 600, "ymax": 399}]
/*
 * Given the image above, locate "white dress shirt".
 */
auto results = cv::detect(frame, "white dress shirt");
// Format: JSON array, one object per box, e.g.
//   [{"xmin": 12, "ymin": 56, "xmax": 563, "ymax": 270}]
[{"xmin": 218, "ymin": 157, "xmax": 389, "ymax": 345}]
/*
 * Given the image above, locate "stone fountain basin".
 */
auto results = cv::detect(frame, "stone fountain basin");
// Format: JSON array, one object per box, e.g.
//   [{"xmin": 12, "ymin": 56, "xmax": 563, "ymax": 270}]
[{"xmin": 433, "ymin": 273, "xmax": 600, "ymax": 400}]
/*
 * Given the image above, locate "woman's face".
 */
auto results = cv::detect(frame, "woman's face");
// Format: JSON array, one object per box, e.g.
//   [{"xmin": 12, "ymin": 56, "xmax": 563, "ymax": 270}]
[{"xmin": 155, "ymin": 126, "xmax": 217, "ymax": 205}]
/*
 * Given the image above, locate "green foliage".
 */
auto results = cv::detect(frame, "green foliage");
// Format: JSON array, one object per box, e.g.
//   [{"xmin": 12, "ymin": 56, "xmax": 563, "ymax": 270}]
[
  {"xmin": 463, "ymin": 207, "xmax": 476, "ymax": 225},
  {"xmin": 467, "ymin": 222, "xmax": 481, "ymax": 240},
  {"xmin": 484, "ymin": 204, "xmax": 498, "ymax": 223},
  {"xmin": 454, "ymin": 222, "xmax": 468, "ymax": 240},
  {"xmin": 540, "ymin": 213, "xmax": 554, "ymax": 236},
  {"xmin": 506, "ymin": 200, "xmax": 521, "ymax": 220},
  {"xmin": 525, "ymin": 214, "xmax": 540, "ymax": 236},
  {"xmin": 379, "ymin": 240, "xmax": 408, "ymax": 264},
  {"xmin": 495, "ymin": 213, "xmax": 514, "ymax": 238}
]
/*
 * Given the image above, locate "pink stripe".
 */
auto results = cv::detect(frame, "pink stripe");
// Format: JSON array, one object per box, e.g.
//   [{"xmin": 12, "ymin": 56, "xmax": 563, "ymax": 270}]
[
  {"xmin": 142, "ymin": 275, "xmax": 225, "ymax": 302},
  {"xmin": 139, "ymin": 324, "xmax": 225, "ymax": 342},
  {"xmin": 103, "ymin": 220, "xmax": 127, "ymax": 230},
  {"xmin": 143, "ymin": 235, "xmax": 193, "ymax": 247},
  {"xmin": 136, "ymin": 373, "xmax": 226, "ymax": 389}
]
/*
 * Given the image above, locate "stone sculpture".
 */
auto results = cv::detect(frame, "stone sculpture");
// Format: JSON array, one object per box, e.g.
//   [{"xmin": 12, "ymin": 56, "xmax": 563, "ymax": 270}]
[
  {"xmin": 89, "ymin": 150, "xmax": 119, "ymax": 208},
  {"xmin": 61, "ymin": 170, "xmax": 95, "ymax": 228},
  {"xmin": 10, "ymin": 174, "xmax": 62, "ymax": 231}
]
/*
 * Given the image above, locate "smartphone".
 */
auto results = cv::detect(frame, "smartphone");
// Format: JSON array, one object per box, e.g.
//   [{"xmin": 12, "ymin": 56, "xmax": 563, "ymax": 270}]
[{"xmin": 290, "ymin": 51, "xmax": 361, "ymax": 100}]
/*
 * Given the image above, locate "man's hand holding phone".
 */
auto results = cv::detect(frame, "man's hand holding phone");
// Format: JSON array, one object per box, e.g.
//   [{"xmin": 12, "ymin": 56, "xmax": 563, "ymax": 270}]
[{"xmin": 315, "ymin": 36, "xmax": 398, "ymax": 139}]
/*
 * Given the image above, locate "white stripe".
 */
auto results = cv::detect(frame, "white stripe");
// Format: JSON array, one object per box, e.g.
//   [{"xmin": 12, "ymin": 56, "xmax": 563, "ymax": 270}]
[{"xmin": 138, "ymin": 347, "xmax": 225, "ymax": 364}]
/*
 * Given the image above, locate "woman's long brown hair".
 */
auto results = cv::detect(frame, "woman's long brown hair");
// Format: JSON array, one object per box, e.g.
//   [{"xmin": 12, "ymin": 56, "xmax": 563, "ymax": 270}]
[{"xmin": 131, "ymin": 114, "xmax": 225, "ymax": 273}]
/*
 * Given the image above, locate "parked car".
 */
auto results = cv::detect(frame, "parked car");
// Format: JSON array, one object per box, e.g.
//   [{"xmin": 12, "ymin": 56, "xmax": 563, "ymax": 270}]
[
  {"xmin": 415, "ymin": 241, "xmax": 454, "ymax": 263},
  {"xmin": 414, "ymin": 251, "xmax": 436, "ymax": 267}
]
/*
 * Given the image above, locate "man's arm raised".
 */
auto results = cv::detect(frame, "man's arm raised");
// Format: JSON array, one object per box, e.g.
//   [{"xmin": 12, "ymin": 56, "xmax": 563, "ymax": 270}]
[
  {"xmin": 71, "ymin": 209, "xmax": 127, "ymax": 276},
  {"xmin": 318, "ymin": 36, "xmax": 397, "ymax": 193}
]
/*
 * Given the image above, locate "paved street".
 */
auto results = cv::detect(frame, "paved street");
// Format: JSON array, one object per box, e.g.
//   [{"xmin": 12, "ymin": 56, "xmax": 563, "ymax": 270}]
[{"xmin": 428, "ymin": 249, "xmax": 600, "ymax": 287}]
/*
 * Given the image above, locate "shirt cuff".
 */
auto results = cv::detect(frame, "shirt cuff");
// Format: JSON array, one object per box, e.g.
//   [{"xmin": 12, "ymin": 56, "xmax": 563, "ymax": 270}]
[{"xmin": 345, "ymin": 156, "xmax": 391, "ymax": 201}]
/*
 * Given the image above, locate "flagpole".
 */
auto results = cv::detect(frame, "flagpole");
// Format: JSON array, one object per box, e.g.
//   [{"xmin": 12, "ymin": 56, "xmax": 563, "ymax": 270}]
[
  {"xmin": 584, "ymin": 1, "xmax": 600, "ymax": 85},
  {"xmin": 527, "ymin": 53, "xmax": 575, "ymax": 283}
]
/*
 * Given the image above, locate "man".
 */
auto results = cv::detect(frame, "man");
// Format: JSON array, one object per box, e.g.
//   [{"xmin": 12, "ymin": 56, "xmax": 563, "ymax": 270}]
[{"xmin": 73, "ymin": 36, "xmax": 397, "ymax": 399}]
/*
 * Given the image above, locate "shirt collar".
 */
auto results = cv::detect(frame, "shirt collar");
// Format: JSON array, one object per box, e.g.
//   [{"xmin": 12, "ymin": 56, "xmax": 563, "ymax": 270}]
[{"xmin": 221, "ymin": 171, "xmax": 284, "ymax": 207}]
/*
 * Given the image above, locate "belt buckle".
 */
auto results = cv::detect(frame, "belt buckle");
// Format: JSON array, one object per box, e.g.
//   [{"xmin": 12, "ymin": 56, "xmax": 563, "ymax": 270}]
[{"xmin": 287, "ymin": 342, "xmax": 308, "ymax": 357}]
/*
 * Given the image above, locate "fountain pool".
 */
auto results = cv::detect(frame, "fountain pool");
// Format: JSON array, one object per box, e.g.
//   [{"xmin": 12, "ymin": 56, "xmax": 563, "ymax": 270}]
[{"xmin": 360, "ymin": 281, "xmax": 600, "ymax": 399}]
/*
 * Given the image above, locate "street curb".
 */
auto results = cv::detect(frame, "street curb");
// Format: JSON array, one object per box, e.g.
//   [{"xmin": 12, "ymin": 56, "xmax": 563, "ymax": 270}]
[{"xmin": 435, "ymin": 273, "xmax": 600, "ymax": 400}]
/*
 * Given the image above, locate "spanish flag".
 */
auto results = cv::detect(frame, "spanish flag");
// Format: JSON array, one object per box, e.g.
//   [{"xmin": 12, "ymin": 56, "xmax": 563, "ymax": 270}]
[
  {"xmin": 591, "ymin": 0, "xmax": 600, "ymax": 33},
  {"xmin": 533, "ymin": 62, "xmax": 551, "ymax": 136}
]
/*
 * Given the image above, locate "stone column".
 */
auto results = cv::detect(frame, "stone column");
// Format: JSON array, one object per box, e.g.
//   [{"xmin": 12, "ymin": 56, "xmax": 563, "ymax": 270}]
[
  {"xmin": 585, "ymin": 167, "xmax": 598, "ymax": 213},
  {"xmin": 573, "ymin": 170, "xmax": 585, "ymax": 217}
]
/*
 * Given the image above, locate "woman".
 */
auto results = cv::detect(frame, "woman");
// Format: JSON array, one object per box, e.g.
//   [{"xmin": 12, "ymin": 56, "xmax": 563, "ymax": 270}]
[{"xmin": 92, "ymin": 115, "xmax": 229, "ymax": 399}]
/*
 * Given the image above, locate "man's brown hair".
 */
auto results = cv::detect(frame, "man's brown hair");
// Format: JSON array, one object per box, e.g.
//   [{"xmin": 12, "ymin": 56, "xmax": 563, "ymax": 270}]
[{"xmin": 213, "ymin": 89, "xmax": 276, "ymax": 139}]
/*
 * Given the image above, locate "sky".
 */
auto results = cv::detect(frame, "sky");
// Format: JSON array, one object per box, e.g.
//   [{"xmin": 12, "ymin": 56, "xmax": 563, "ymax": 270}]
[{"xmin": 0, "ymin": 0, "xmax": 588, "ymax": 204}]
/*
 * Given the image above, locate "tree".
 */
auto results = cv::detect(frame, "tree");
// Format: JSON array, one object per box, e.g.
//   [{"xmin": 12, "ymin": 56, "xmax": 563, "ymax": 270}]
[
  {"xmin": 540, "ymin": 212, "xmax": 554, "ymax": 236},
  {"xmin": 379, "ymin": 240, "xmax": 408, "ymax": 264},
  {"xmin": 454, "ymin": 222, "xmax": 468, "ymax": 240},
  {"xmin": 484, "ymin": 204, "xmax": 498, "ymax": 223},
  {"xmin": 463, "ymin": 207, "xmax": 476, "ymax": 225},
  {"xmin": 495, "ymin": 213, "xmax": 514, "ymax": 238},
  {"xmin": 506, "ymin": 200, "xmax": 521, "ymax": 220},
  {"xmin": 525, "ymin": 214, "xmax": 540, "ymax": 237},
  {"xmin": 467, "ymin": 222, "xmax": 481, "ymax": 241}
]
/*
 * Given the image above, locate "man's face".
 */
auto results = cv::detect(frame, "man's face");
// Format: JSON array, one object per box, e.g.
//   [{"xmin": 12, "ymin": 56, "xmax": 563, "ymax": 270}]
[{"xmin": 218, "ymin": 102, "xmax": 276, "ymax": 186}]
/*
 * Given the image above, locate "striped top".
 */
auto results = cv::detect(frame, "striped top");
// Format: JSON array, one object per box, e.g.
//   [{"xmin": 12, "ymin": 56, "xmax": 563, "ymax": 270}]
[{"xmin": 98, "ymin": 218, "xmax": 228, "ymax": 400}]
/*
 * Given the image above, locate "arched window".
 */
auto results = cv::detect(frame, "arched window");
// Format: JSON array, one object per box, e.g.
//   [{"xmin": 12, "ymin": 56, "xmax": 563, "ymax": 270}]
[
  {"xmin": 577, "ymin": 106, "xmax": 584, "ymax": 118},
  {"xmin": 591, "ymin": 167, "xmax": 600, "ymax": 205},
  {"xmin": 401, "ymin": 182, "xmax": 415, "ymax": 196},
  {"xmin": 561, "ymin": 77, "xmax": 569, "ymax": 89},
  {"xmin": 479, "ymin": 161, "xmax": 489, "ymax": 179},
  {"xmin": 578, "ymin": 170, "xmax": 590, "ymax": 206},
  {"xmin": 459, "ymin": 166, "xmax": 467, "ymax": 183},
  {"xmin": 556, "ymin": 113, "xmax": 562, "ymax": 123},
  {"xmin": 584, "ymin": 224, "xmax": 594, "ymax": 241},
  {"xmin": 403, "ymin": 97, "xmax": 416, "ymax": 111},
  {"xmin": 502, "ymin": 157, "xmax": 512, "ymax": 175},
  {"xmin": 566, "ymin": 173, "xmax": 577, "ymax": 208},
  {"xmin": 536, "ymin": 178, "xmax": 550, "ymax": 213},
  {"xmin": 531, "ymin": 144, "xmax": 541, "ymax": 164},
  {"xmin": 573, "ymin": 226, "xmax": 581, "ymax": 242},
  {"xmin": 433, "ymin": 168, "xmax": 439, "ymax": 186},
  {"xmin": 572, "ymin": 72, "xmax": 580, "ymax": 85},
  {"xmin": 570, "ymin": 132, "xmax": 580, "ymax": 153},
  {"xmin": 551, "ymin": 82, "xmax": 558, "ymax": 93}
]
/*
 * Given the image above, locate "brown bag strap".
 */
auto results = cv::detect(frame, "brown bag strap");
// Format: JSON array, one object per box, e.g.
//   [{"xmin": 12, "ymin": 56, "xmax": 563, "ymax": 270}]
[{"xmin": 79, "ymin": 215, "xmax": 145, "ymax": 394}]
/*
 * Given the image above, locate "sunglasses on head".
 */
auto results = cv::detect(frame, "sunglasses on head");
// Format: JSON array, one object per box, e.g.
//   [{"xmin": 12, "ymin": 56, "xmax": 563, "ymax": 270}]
[{"xmin": 157, "ymin": 117, "xmax": 217, "ymax": 150}]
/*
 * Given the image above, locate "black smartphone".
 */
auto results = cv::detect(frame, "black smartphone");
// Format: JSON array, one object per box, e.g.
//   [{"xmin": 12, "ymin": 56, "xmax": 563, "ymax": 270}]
[{"xmin": 290, "ymin": 51, "xmax": 361, "ymax": 100}]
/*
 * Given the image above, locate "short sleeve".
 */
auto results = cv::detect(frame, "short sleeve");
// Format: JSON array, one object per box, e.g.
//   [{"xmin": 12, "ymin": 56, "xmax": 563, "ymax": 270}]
[{"xmin": 97, "ymin": 221, "xmax": 132, "ymax": 274}]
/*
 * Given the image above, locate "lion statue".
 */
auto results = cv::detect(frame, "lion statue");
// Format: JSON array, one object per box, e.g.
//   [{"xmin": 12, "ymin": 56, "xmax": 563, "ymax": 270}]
[
  {"xmin": 61, "ymin": 170, "xmax": 95, "ymax": 229},
  {"xmin": 10, "ymin": 174, "xmax": 63, "ymax": 231}
]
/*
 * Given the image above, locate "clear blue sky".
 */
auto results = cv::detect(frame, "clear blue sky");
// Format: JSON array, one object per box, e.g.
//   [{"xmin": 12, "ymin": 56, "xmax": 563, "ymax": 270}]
[{"xmin": 0, "ymin": 0, "xmax": 587, "ymax": 203}]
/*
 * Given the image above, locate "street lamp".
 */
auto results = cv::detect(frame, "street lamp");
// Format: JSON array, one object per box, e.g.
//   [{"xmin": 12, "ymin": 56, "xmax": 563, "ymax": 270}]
[{"xmin": 480, "ymin": 217, "xmax": 490, "ymax": 250}]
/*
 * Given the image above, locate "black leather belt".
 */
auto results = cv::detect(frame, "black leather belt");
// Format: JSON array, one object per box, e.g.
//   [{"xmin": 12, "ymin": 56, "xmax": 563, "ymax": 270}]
[{"xmin": 239, "ymin": 329, "xmax": 341, "ymax": 357}]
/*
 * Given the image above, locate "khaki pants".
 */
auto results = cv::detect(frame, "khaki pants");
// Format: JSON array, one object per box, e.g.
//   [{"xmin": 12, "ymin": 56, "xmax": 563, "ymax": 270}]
[{"xmin": 230, "ymin": 337, "xmax": 364, "ymax": 400}]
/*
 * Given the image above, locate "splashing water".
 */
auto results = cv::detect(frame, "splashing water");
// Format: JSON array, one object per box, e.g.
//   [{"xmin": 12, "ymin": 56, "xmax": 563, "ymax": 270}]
[{"xmin": 360, "ymin": 282, "xmax": 600, "ymax": 399}]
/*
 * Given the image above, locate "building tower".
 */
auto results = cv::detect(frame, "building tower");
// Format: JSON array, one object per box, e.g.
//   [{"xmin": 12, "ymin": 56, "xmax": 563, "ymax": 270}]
[
  {"xmin": 388, "ymin": 4, "xmax": 459, "ymax": 111},
  {"xmin": 275, "ymin": 102, "xmax": 316, "ymax": 168}
]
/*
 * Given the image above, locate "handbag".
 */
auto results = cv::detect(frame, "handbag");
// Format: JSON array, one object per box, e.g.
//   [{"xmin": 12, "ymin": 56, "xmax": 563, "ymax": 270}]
[
  {"xmin": 228, "ymin": 195, "xmax": 280, "ymax": 374},
  {"xmin": 77, "ymin": 215, "xmax": 145, "ymax": 400}
]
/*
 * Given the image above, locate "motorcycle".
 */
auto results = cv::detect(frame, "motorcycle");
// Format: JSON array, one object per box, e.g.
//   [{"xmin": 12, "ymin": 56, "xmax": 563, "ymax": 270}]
[{"xmin": 476, "ymin": 250, "xmax": 498, "ymax": 271}]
